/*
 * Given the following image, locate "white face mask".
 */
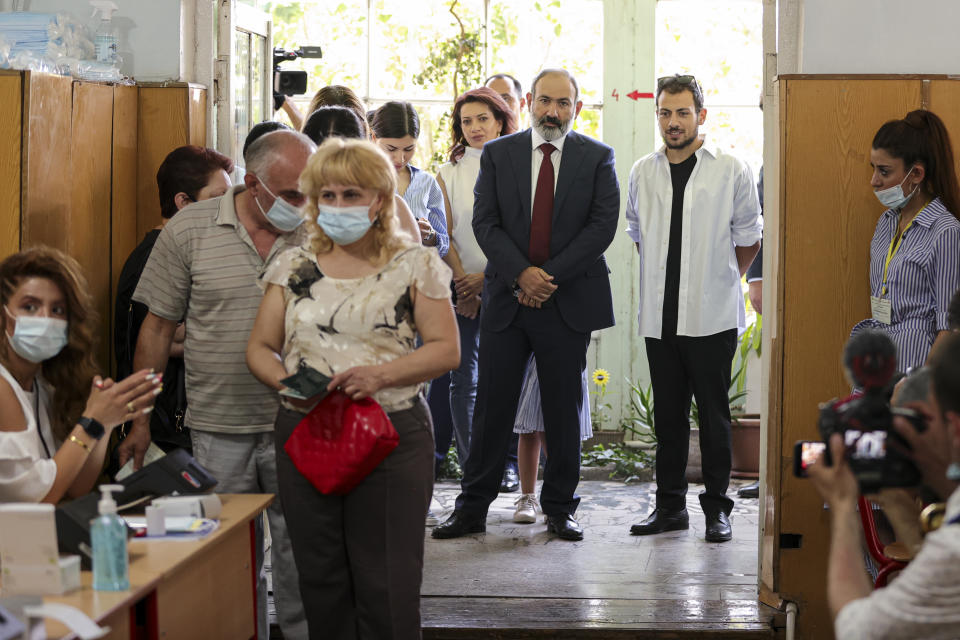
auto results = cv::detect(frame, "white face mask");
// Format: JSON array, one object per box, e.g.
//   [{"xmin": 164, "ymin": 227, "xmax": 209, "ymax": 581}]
[
  {"xmin": 874, "ymin": 167, "xmax": 918, "ymax": 211},
  {"xmin": 4, "ymin": 306, "xmax": 68, "ymax": 363}
]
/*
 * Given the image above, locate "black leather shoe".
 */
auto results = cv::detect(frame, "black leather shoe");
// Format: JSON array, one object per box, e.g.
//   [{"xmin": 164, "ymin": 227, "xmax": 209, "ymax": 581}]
[
  {"xmin": 737, "ymin": 482, "xmax": 759, "ymax": 499},
  {"xmin": 546, "ymin": 514, "xmax": 583, "ymax": 541},
  {"xmin": 431, "ymin": 511, "xmax": 486, "ymax": 539},
  {"xmin": 705, "ymin": 511, "xmax": 732, "ymax": 542},
  {"xmin": 500, "ymin": 466, "xmax": 519, "ymax": 493},
  {"xmin": 629, "ymin": 508, "xmax": 689, "ymax": 536}
]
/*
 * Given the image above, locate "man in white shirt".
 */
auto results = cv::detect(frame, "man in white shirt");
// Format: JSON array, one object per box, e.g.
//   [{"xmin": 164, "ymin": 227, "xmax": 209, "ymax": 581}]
[
  {"xmin": 808, "ymin": 332, "xmax": 960, "ymax": 639},
  {"xmin": 625, "ymin": 74, "xmax": 761, "ymax": 542}
]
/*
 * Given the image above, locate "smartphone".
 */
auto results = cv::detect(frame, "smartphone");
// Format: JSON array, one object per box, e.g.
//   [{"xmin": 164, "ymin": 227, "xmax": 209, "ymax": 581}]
[
  {"xmin": 793, "ymin": 440, "xmax": 828, "ymax": 477},
  {"xmin": 279, "ymin": 366, "xmax": 332, "ymax": 401}
]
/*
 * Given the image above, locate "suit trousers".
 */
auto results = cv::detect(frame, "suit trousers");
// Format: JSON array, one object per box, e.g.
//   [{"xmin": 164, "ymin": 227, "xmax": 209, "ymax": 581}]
[
  {"xmin": 645, "ymin": 329, "xmax": 737, "ymax": 516},
  {"xmin": 457, "ymin": 303, "xmax": 589, "ymax": 518},
  {"xmin": 274, "ymin": 398, "xmax": 434, "ymax": 640}
]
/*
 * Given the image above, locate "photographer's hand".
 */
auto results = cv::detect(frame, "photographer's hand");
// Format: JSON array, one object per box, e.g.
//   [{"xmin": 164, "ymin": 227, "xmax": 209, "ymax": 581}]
[
  {"xmin": 808, "ymin": 433, "xmax": 859, "ymax": 511},
  {"xmin": 892, "ymin": 403, "xmax": 957, "ymax": 501},
  {"xmin": 870, "ymin": 488, "xmax": 923, "ymax": 557},
  {"xmin": 808, "ymin": 433, "xmax": 873, "ymax": 619}
]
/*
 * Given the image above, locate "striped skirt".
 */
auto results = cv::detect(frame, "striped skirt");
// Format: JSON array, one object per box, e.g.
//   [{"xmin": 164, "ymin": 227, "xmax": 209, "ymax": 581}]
[{"xmin": 513, "ymin": 355, "xmax": 593, "ymax": 440}]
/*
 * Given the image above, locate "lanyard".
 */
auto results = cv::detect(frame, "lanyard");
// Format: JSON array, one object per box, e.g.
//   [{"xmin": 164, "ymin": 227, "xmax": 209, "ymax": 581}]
[
  {"xmin": 34, "ymin": 378, "xmax": 51, "ymax": 458},
  {"xmin": 880, "ymin": 203, "xmax": 928, "ymax": 296}
]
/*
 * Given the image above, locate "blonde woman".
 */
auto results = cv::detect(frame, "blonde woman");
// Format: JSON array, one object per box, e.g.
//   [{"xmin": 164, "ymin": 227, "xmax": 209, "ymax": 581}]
[{"xmin": 246, "ymin": 138, "xmax": 459, "ymax": 639}]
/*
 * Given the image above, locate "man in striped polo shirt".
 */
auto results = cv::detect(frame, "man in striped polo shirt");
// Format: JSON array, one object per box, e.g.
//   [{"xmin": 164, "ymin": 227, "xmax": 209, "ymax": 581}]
[{"xmin": 118, "ymin": 130, "xmax": 315, "ymax": 640}]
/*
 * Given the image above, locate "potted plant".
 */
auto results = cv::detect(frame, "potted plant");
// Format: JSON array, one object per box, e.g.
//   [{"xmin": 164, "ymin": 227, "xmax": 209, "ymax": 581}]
[{"xmin": 730, "ymin": 316, "xmax": 762, "ymax": 478}]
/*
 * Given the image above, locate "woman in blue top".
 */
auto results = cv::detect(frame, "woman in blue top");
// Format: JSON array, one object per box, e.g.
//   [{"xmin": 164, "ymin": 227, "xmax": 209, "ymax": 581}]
[
  {"xmin": 854, "ymin": 109, "xmax": 960, "ymax": 372},
  {"xmin": 371, "ymin": 102, "xmax": 449, "ymax": 257}
]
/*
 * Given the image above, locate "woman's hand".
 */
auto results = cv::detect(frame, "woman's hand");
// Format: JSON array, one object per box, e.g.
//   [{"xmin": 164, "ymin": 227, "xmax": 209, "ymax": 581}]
[
  {"xmin": 454, "ymin": 272, "xmax": 484, "ymax": 299},
  {"xmin": 84, "ymin": 369, "xmax": 162, "ymax": 430},
  {"xmin": 328, "ymin": 366, "xmax": 389, "ymax": 401},
  {"xmin": 417, "ymin": 218, "xmax": 437, "ymax": 246},
  {"xmin": 455, "ymin": 294, "xmax": 481, "ymax": 319}
]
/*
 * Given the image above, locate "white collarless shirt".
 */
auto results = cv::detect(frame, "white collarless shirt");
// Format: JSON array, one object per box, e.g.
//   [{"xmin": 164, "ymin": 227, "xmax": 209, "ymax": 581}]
[
  {"xmin": 529, "ymin": 128, "xmax": 567, "ymax": 217},
  {"xmin": 625, "ymin": 139, "xmax": 762, "ymax": 338}
]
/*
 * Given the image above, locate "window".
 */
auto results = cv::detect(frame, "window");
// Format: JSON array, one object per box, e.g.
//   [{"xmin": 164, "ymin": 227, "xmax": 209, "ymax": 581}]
[
  {"xmin": 266, "ymin": 0, "xmax": 603, "ymax": 172},
  {"xmin": 656, "ymin": 0, "xmax": 763, "ymax": 174}
]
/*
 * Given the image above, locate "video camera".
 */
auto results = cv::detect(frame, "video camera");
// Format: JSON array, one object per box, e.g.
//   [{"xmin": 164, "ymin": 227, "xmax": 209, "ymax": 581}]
[
  {"xmin": 273, "ymin": 45, "xmax": 323, "ymax": 106},
  {"xmin": 798, "ymin": 330, "xmax": 925, "ymax": 492}
]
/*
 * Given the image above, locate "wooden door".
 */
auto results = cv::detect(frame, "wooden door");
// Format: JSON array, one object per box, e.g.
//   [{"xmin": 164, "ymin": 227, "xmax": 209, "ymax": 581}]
[{"xmin": 768, "ymin": 76, "xmax": 960, "ymax": 638}]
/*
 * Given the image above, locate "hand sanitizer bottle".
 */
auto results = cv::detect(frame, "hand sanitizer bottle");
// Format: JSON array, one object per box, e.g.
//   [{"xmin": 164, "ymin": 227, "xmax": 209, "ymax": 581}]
[
  {"xmin": 91, "ymin": 484, "xmax": 130, "ymax": 591},
  {"xmin": 90, "ymin": 1, "xmax": 120, "ymax": 64}
]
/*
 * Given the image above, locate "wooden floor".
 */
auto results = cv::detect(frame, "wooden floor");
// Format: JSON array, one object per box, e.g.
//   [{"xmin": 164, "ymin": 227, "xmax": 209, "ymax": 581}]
[{"xmin": 421, "ymin": 479, "xmax": 784, "ymax": 639}]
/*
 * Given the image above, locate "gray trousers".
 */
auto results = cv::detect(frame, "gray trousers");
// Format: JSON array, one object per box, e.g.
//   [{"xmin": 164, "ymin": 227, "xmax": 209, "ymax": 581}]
[
  {"xmin": 190, "ymin": 429, "xmax": 308, "ymax": 640},
  {"xmin": 275, "ymin": 398, "xmax": 434, "ymax": 640}
]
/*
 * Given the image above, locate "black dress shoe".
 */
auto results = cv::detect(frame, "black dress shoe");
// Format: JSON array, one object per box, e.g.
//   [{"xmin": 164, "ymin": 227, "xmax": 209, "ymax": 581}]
[
  {"xmin": 500, "ymin": 465, "xmax": 519, "ymax": 493},
  {"xmin": 546, "ymin": 514, "xmax": 583, "ymax": 541},
  {"xmin": 705, "ymin": 511, "xmax": 732, "ymax": 542},
  {"xmin": 629, "ymin": 508, "xmax": 689, "ymax": 536},
  {"xmin": 737, "ymin": 481, "xmax": 759, "ymax": 499},
  {"xmin": 431, "ymin": 511, "xmax": 486, "ymax": 539}
]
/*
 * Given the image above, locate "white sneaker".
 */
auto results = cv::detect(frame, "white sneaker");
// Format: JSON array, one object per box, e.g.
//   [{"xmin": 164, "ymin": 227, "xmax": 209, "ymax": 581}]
[
  {"xmin": 513, "ymin": 493, "xmax": 540, "ymax": 524},
  {"xmin": 426, "ymin": 509, "xmax": 440, "ymax": 527}
]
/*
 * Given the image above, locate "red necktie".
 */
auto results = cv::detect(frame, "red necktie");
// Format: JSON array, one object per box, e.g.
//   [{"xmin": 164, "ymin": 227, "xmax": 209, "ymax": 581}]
[{"xmin": 529, "ymin": 142, "xmax": 555, "ymax": 265}]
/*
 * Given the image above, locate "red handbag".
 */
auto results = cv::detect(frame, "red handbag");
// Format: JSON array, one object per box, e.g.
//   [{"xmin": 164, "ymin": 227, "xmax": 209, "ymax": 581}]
[{"xmin": 284, "ymin": 390, "xmax": 399, "ymax": 495}]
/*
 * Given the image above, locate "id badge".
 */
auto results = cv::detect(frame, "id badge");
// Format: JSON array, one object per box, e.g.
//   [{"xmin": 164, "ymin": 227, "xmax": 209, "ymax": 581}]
[{"xmin": 870, "ymin": 295, "xmax": 892, "ymax": 325}]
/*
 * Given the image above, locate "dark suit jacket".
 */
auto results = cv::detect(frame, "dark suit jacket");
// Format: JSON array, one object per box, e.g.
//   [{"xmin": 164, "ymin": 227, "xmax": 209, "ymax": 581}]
[{"xmin": 472, "ymin": 129, "xmax": 620, "ymax": 334}]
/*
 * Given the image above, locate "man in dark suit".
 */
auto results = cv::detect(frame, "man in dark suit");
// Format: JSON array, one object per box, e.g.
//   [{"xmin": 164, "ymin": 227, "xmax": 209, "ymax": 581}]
[{"xmin": 432, "ymin": 69, "xmax": 620, "ymax": 541}]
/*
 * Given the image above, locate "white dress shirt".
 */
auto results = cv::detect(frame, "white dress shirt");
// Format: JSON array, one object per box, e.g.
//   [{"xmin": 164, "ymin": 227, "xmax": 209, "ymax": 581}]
[
  {"xmin": 530, "ymin": 127, "xmax": 567, "ymax": 215},
  {"xmin": 625, "ymin": 139, "xmax": 762, "ymax": 338},
  {"xmin": 437, "ymin": 147, "xmax": 486, "ymax": 274},
  {"xmin": 834, "ymin": 487, "xmax": 960, "ymax": 639}
]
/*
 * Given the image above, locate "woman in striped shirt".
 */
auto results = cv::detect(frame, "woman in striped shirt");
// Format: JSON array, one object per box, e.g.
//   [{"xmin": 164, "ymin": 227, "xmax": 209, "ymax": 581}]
[
  {"xmin": 854, "ymin": 110, "xmax": 960, "ymax": 372},
  {"xmin": 371, "ymin": 102, "xmax": 449, "ymax": 257}
]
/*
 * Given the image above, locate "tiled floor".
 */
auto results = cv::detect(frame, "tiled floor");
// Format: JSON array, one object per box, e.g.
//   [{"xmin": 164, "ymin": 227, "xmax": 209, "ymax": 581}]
[{"xmin": 421, "ymin": 478, "xmax": 780, "ymax": 638}]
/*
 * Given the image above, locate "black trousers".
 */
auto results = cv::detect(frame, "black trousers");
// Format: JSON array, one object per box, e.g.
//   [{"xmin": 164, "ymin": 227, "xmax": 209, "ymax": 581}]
[
  {"xmin": 645, "ymin": 329, "xmax": 737, "ymax": 516},
  {"xmin": 456, "ymin": 304, "xmax": 589, "ymax": 518},
  {"xmin": 275, "ymin": 399, "xmax": 434, "ymax": 640}
]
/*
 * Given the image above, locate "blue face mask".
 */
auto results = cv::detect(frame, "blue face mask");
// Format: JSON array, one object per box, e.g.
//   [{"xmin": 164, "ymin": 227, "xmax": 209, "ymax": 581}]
[
  {"xmin": 4, "ymin": 306, "xmax": 68, "ymax": 363},
  {"xmin": 255, "ymin": 179, "xmax": 304, "ymax": 232},
  {"xmin": 315, "ymin": 204, "xmax": 375, "ymax": 245}
]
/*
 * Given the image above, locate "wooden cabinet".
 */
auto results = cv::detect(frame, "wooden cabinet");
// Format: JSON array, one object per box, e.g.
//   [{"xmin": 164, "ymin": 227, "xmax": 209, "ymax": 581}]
[
  {"xmin": 765, "ymin": 75, "xmax": 960, "ymax": 638},
  {"xmin": 0, "ymin": 72, "xmax": 206, "ymax": 374}
]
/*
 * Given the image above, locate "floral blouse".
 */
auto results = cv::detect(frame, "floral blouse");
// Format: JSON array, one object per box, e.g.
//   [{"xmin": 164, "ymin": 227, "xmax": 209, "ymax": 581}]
[{"xmin": 261, "ymin": 244, "xmax": 452, "ymax": 413}]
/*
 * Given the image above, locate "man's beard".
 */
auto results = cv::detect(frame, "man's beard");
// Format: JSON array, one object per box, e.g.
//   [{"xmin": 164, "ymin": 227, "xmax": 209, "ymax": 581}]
[
  {"xmin": 662, "ymin": 127, "xmax": 699, "ymax": 150},
  {"xmin": 533, "ymin": 114, "xmax": 572, "ymax": 141}
]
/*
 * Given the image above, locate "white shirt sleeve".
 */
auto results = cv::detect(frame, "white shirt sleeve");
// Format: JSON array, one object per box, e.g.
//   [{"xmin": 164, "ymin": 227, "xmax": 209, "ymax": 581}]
[
  {"xmin": 730, "ymin": 161, "xmax": 762, "ymax": 247},
  {"xmin": 834, "ymin": 526, "xmax": 960, "ymax": 640},
  {"xmin": 0, "ymin": 439, "xmax": 56, "ymax": 503},
  {"xmin": 624, "ymin": 161, "xmax": 641, "ymax": 244}
]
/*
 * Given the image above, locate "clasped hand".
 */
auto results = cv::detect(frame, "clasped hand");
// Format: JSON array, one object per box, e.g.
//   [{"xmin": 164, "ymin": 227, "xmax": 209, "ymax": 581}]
[{"xmin": 516, "ymin": 266, "xmax": 557, "ymax": 309}]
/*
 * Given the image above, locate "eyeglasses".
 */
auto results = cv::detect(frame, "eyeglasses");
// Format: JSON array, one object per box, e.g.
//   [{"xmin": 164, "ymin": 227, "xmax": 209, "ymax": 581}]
[{"xmin": 656, "ymin": 74, "xmax": 699, "ymax": 93}]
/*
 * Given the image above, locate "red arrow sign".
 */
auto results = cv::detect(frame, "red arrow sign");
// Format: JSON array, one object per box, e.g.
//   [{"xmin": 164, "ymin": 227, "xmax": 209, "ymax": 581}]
[{"xmin": 627, "ymin": 90, "xmax": 654, "ymax": 101}]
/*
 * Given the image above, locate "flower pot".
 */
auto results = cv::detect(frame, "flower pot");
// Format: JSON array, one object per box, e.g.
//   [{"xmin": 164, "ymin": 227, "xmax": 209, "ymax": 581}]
[
  {"xmin": 731, "ymin": 415, "xmax": 761, "ymax": 478},
  {"xmin": 686, "ymin": 427, "xmax": 702, "ymax": 483}
]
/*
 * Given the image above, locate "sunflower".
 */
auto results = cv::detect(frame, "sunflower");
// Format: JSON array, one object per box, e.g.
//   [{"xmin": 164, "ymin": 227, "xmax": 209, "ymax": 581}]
[{"xmin": 592, "ymin": 368, "xmax": 610, "ymax": 387}]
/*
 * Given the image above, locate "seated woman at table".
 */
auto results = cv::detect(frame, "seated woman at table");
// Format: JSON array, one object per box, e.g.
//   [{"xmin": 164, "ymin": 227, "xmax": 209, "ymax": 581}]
[
  {"xmin": 246, "ymin": 138, "xmax": 459, "ymax": 639},
  {"xmin": 1, "ymin": 247, "xmax": 162, "ymax": 504}
]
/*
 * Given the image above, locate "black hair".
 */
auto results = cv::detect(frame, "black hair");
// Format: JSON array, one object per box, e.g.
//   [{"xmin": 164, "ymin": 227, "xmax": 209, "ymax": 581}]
[
  {"xmin": 948, "ymin": 288, "xmax": 960, "ymax": 330},
  {"xmin": 156, "ymin": 146, "xmax": 234, "ymax": 219},
  {"xmin": 872, "ymin": 110, "xmax": 960, "ymax": 220},
  {"xmin": 485, "ymin": 73, "xmax": 523, "ymax": 98},
  {"xmin": 301, "ymin": 106, "xmax": 365, "ymax": 146},
  {"xmin": 656, "ymin": 74, "xmax": 705, "ymax": 112},
  {"xmin": 529, "ymin": 68, "xmax": 579, "ymax": 103},
  {"xmin": 370, "ymin": 101, "xmax": 420, "ymax": 140},
  {"xmin": 929, "ymin": 332, "xmax": 960, "ymax": 416},
  {"xmin": 243, "ymin": 121, "xmax": 291, "ymax": 160}
]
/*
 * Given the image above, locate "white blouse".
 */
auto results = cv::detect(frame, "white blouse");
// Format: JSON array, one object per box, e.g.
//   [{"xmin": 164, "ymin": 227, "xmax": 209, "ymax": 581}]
[
  {"xmin": 262, "ymin": 244, "xmax": 452, "ymax": 413},
  {"xmin": 0, "ymin": 363, "xmax": 57, "ymax": 503},
  {"xmin": 438, "ymin": 147, "xmax": 487, "ymax": 275}
]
